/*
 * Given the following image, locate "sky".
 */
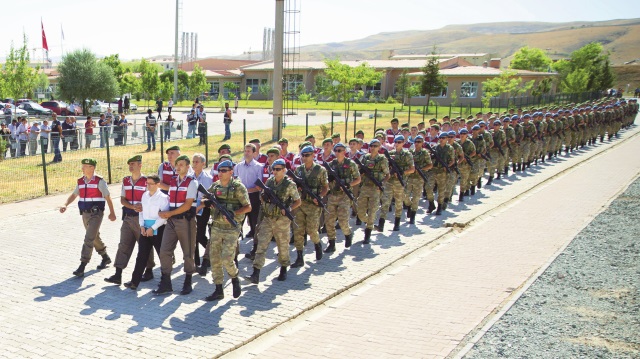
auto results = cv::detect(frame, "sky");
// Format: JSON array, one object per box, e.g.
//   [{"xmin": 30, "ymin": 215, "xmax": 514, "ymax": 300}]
[{"xmin": 2, "ymin": 0, "xmax": 639, "ymax": 62}]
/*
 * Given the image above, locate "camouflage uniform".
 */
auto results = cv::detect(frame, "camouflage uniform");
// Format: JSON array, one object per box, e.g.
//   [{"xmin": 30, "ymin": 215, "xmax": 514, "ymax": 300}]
[
  {"xmin": 489, "ymin": 128, "xmax": 506, "ymax": 178},
  {"xmin": 433, "ymin": 143, "xmax": 455, "ymax": 205},
  {"xmin": 357, "ymin": 153, "xmax": 389, "ymax": 230},
  {"xmin": 405, "ymin": 148, "xmax": 431, "ymax": 212},
  {"xmin": 326, "ymin": 158, "xmax": 360, "ymax": 241},
  {"xmin": 471, "ymin": 134, "xmax": 487, "ymax": 185},
  {"xmin": 293, "ymin": 163, "xmax": 328, "ymax": 251},
  {"xmin": 522, "ymin": 121, "xmax": 537, "ymax": 163},
  {"xmin": 504, "ymin": 124, "xmax": 516, "ymax": 170},
  {"xmin": 381, "ymin": 149, "xmax": 414, "ymax": 219},
  {"xmin": 459, "ymin": 139, "xmax": 476, "ymax": 194},
  {"xmin": 448, "ymin": 141, "xmax": 463, "ymax": 196},
  {"xmin": 208, "ymin": 179, "xmax": 249, "ymax": 285},
  {"xmin": 253, "ymin": 176, "xmax": 300, "ymax": 269},
  {"xmin": 512, "ymin": 122, "xmax": 524, "ymax": 167},
  {"xmin": 564, "ymin": 114, "xmax": 575, "ymax": 151}
]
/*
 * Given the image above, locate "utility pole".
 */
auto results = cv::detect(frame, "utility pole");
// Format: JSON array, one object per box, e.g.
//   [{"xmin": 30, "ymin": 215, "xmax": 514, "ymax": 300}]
[
  {"xmin": 173, "ymin": 0, "xmax": 179, "ymax": 102},
  {"xmin": 272, "ymin": 0, "xmax": 284, "ymax": 141}
]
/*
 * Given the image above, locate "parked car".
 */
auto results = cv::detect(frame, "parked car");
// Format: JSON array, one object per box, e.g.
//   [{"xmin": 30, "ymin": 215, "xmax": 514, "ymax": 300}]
[
  {"xmin": 40, "ymin": 100, "xmax": 76, "ymax": 116},
  {"xmin": 18, "ymin": 102, "xmax": 53, "ymax": 116},
  {"xmin": 0, "ymin": 103, "xmax": 29, "ymax": 117},
  {"xmin": 16, "ymin": 98, "xmax": 36, "ymax": 106},
  {"xmin": 90, "ymin": 101, "xmax": 109, "ymax": 114}
]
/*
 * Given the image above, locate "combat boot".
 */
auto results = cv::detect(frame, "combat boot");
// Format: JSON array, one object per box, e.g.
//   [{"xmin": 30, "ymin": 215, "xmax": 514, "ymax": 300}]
[
  {"xmin": 427, "ymin": 201, "xmax": 436, "ymax": 214},
  {"xmin": 104, "ymin": 268, "xmax": 122, "ymax": 284},
  {"xmin": 244, "ymin": 241, "xmax": 258, "ymax": 260},
  {"xmin": 324, "ymin": 240, "xmax": 336, "ymax": 253},
  {"xmin": 496, "ymin": 172, "xmax": 501, "ymax": 180},
  {"xmin": 277, "ymin": 266, "xmax": 288, "ymax": 281},
  {"xmin": 314, "ymin": 242, "xmax": 323, "ymax": 260},
  {"xmin": 290, "ymin": 233, "xmax": 294, "ymax": 245},
  {"xmin": 600, "ymin": 135, "xmax": 604, "ymax": 143},
  {"xmin": 363, "ymin": 228, "xmax": 372, "ymax": 244},
  {"xmin": 246, "ymin": 267, "xmax": 261, "ymax": 284},
  {"xmin": 486, "ymin": 176, "xmax": 493, "ymax": 186},
  {"xmin": 374, "ymin": 218, "xmax": 385, "ymax": 232},
  {"xmin": 351, "ymin": 209, "xmax": 356, "ymax": 218},
  {"xmin": 443, "ymin": 198, "xmax": 449, "ymax": 211},
  {"xmin": 344, "ymin": 233, "xmax": 353, "ymax": 248},
  {"xmin": 205, "ymin": 284, "xmax": 224, "ymax": 301},
  {"xmin": 477, "ymin": 178, "xmax": 482, "ymax": 189},
  {"xmin": 153, "ymin": 274, "xmax": 173, "ymax": 295},
  {"xmin": 458, "ymin": 192, "xmax": 464, "ymax": 202},
  {"xmin": 406, "ymin": 206, "xmax": 412, "ymax": 219},
  {"xmin": 97, "ymin": 253, "xmax": 111, "ymax": 270},
  {"xmin": 73, "ymin": 262, "xmax": 87, "ymax": 277},
  {"xmin": 291, "ymin": 250, "xmax": 304, "ymax": 268},
  {"xmin": 392, "ymin": 217, "xmax": 401, "ymax": 231},
  {"xmin": 435, "ymin": 204, "xmax": 442, "ymax": 215},
  {"xmin": 355, "ymin": 217, "xmax": 362, "ymax": 225},
  {"xmin": 197, "ymin": 258, "xmax": 210, "ymax": 276},
  {"xmin": 231, "ymin": 277, "xmax": 241, "ymax": 298},
  {"xmin": 534, "ymin": 159, "xmax": 538, "ymax": 166},
  {"xmin": 464, "ymin": 190, "xmax": 470, "ymax": 196},
  {"xmin": 422, "ymin": 189, "xmax": 427, "ymax": 199},
  {"xmin": 504, "ymin": 166, "xmax": 509, "ymax": 176},
  {"xmin": 470, "ymin": 186, "xmax": 475, "ymax": 196},
  {"xmin": 516, "ymin": 163, "xmax": 521, "ymax": 171},
  {"xmin": 180, "ymin": 274, "xmax": 193, "ymax": 295},
  {"xmin": 409, "ymin": 210, "xmax": 416, "ymax": 225},
  {"xmin": 141, "ymin": 267, "xmax": 154, "ymax": 282},
  {"xmin": 512, "ymin": 163, "xmax": 516, "ymax": 172}
]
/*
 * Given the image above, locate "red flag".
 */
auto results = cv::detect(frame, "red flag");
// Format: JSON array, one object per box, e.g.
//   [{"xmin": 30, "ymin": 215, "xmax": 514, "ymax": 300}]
[{"xmin": 41, "ymin": 20, "xmax": 49, "ymax": 51}]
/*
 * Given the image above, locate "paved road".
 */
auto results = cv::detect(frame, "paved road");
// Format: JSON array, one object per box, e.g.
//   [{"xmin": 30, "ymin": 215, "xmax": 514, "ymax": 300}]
[{"xmin": 0, "ymin": 119, "xmax": 637, "ymax": 358}]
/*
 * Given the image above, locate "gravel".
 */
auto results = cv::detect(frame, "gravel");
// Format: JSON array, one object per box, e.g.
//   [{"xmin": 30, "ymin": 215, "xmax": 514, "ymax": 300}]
[{"xmin": 465, "ymin": 177, "xmax": 640, "ymax": 359}]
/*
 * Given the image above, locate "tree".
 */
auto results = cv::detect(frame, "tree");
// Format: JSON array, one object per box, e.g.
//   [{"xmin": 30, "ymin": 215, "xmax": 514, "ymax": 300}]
[
  {"xmin": 482, "ymin": 69, "xmax": 535, "ymax": 107},
  {"xmin": 188, "ymin": 64, "xmax": 209, "ymax": 101},
  {"xmin": 138, "ymin": 58, "xmax": 159, "ymax": 107},
  {"xmin": 32, "ymin": 72, "xmax": 50, "ymax": 98},
  {"xmin": 160, "ymin": 69, "xmax": 189, "ymax": 100},
  {"xmin": 119, "ymin": 72, "xmax": 141, "ymax": 99},
  {"xmin": 532, "ymin": 77, "xmax": 553, "ymax": 97},
  {"xmin": 102, "ymin": 54, "xmax": 125, "ymax": 84},
  {"xmin": 395, "ymin": 69, "xmax": 410, "ymax": 108},
  {"xmin": 420, "ymin": 48, "xmax": 447, "ymax": 108},
  {"xmin": 323, "ymin": 58, "xmax": 383, "ymax": 120},
  {"xmin": 313, "ymin": 74, "xmax": 338, "ymax": 104},
  {"xmin": 596, "ymin": 58, "xmax": 615, "ymax": 91},
  {"xmin": 258, "ymin": 82, "xmax": 271, "ymax": 100},
  {"xmin": 57, "ymin": 49, "xmax": 119, "ymax": 115},
  {"xmin": 223, "ymin": 82, "xmax": 239, "ymax": 100},
  {"xmin": 562, "ymin": 69, "xmax": 589, "ymax": 93},
  {"xmin": 553, "ymin": 42, "xmax": 612, "ymax": 93},
  {"xmin": 510, "ymin": 46, "xmax": 552, "ymax": 72},
  {"xmin": 3, "ymin": 35, "xmax": 39, "ymax": 104}
]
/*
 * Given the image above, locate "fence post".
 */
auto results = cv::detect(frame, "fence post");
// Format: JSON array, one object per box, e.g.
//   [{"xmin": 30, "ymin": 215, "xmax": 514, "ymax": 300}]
[
  {"xmin": 422, "ymin": 106, "xmax": 426, "ymax": 122},
  {"xmin": 393, "ymin": 107, "xmax": 396, "ymax": 118},
  {"xmin": 448, "ymin": 104, "xmax": 452, "ymax": 118},
  {"xmin": 40, "ymin": 138, "xmax": 49, "ymax": 195},
  {"xmin": 160, "ymin": 124, "xmax": 164, "ymax": 163},
  {"xmin": 305, "ymin": 113, "xmax": 308, "ymax": 136},
  {"xmin": 243, "ymin": 119, "xmax": 246, "ymax": 146},
  {"xmin": 331, "ymin": 112, "xmax": 334, "ymax": 135},
  {"xmin": 344, "ymin": 114, "xmax": 348, "ymax": 138},
  {"xmin": 105, "ymin": 133, "xmax": 112, "ymax": 184},
  {"xmin": 373, "ymin": 109, "xmax": 378, "ymax": 132},
  {"xmin": 204, "ymin": 122, "xmax": 209, "ymax": 167},
  {"xmin": 353, "ymin": 110, "xmax": 357, "ymax": 137},
  {"xmin": 408, "ymin": 104, "xmax": 411, "ymax": 126},
  {"xmin": 435, "ymin": 103, "xmax": 438, "ymax": 118}
]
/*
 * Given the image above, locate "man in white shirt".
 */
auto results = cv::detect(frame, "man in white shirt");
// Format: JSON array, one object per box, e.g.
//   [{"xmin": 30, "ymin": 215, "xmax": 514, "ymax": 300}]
[
  {"xmin": 124, "ymin": 174, "xmax": 170, "ymax": 290},
  {"xmin": 40, "ymin": 120, "xmax": 51, "ymax": 153},
  {"xmin": 191, "ymin": 153, "xmax": 214, "ymax": 275},
  {"xmin": 28, "ymin": 121, "xmax": 40, "ymax": 156},
  {"xmin": 17, "ymin": 117, "xmax": 29, "ymax": 157}
]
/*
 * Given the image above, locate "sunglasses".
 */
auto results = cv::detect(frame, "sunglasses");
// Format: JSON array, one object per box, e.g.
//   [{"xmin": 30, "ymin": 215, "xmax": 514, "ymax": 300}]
[
  {"xmin": 395, "ymin": 141, "xmax": 404, "ymax": 144},
  {"xmin": 273, "ymin": 167, "xmax": 285, "ymax": 172},
  {"xmin": 334, "ymin": 149, "xmax": 344, "ymax": 153},
  {"xmin": 370, "ymin": 144, "xmax": 380, "ymax": 148},
  {"xmin": 302, "ymin": 153, "xmax": 313, "ymax": 157},
  {"xmin": 218, "ymin": 169, "xmax": 231, "ymax": 173},
  {"xmin": 414, "ymin": 141, "xmax": 423, "ymax": 144}
]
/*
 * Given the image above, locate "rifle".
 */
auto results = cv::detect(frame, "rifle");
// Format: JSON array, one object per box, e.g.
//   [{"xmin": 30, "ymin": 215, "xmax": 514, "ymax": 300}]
[
  {"xmin": 463, "ymin": 153, "xmax": 473, "ymax": 167},
  {"xmin": 354, "ymin": 157, "xmax": 385, "ymax": 192},
  {"xmin": 495, "ymin": 142, "xmax": 506, "ymax": 157},
  {"xmin": 286, "ymin": 169, "xmax": 328, "ymax": 212},
  {"xmin": 197, "ymin": 184, "xmax": 238, "ymax": 228},
  {"xmin": 254, "ymin": 179, "xmax": 296, "ymax": 222},
  {"xmin": 414, "ymin": 166, "xmax": 429, "ymax": 183},
  {"xmin": 480, "ymin": 153, "xmax": 491, "ymax": 161},
  {"xmin": 452, "ymin": 161, "xmax": 461, "ymax": 176},
  {"xmin": 425, "ymin": 144, "xmax": 451, "ymax": 174},
  {"xmin": 321, "ymin": 162, "xmax": 356, "ymax": 203},
  {"xmin": 383, "ymin": 151, "xmax": 406, "ymax": 187}
]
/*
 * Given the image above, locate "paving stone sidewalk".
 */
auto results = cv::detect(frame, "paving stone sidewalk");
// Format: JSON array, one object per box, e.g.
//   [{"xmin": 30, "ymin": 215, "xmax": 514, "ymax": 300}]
[{"xmin": 0, "ymin": 122, "xmax": 637, "ymax": 358}]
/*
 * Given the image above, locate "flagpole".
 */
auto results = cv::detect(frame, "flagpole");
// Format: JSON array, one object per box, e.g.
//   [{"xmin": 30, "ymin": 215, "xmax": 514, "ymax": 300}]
[{"xmin": 60, "ymin": 24, "xmax": 64, "ymax": 59}]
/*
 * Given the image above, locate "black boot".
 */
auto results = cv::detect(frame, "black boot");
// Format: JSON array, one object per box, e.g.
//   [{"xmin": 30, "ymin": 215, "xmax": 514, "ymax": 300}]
[
  {"xmin": 496, "ymin": 172, "xmax": 501, "ymax": 180},
  {"xmin": 470, "ymin": 186, "xmax": 475, "ymax": 196},
  {"xmin": 246, "ymin": 267, "xmax": 261, "ymax": 284},
  {"xmin": 277, "ymin": 266, "xmax": 288, "ymax": 281},
  {"xmin": 351, "ymin": 209, "xmax": 356, "ymax": 218},
  {"xmin": 516, "ymin": 163, "xmax": 521, "ymax": 171},
  {"xmin": 73, "ymin": 262, "xmax": 87, "ymax": 277},
  {"xmin": 314, "ymin": 242, "xmax": 323, "ymax": 260},
  {"xmin": 97, "ymin": 254, "xmax": 111, "ymax": 270},
  {"xmin": 504, "ymin": 166, "xmax": 509, "ymax": 175},
  {"xmin": 486, "ymin": 177, "xmax": 493, "ymax": 186},
  {"xmin": 245, "ymin": 241, "xmax": 258, "ymax": 260},
  {"xmin": 534, "ymin": 159, "xmax": 538, "ymax": 166},
  {"xmin": 205, "ymin": 284, "xmax": 224, "ymax": 301},
  {"xmin": 291, "ymin": 250, "xmax": 304, "ymax": 268},
  {"xmin": 443, "ymin": 198, "xmax": 449, "ymax": 210},
  {"xmin": 141, "ymin": 267, "xmax": 154, "ymax": 282},
  {"xmin": 458, "ymin": 192, "xmax": 464, "ymax": 202},
  {"xmin": 463, "ymin": 190, "xmax": 469, "ymax": 196},
  {"xmin": 374, "ymin": 218, "xmax": 385, "ymax": 232},
  {"xmin": 345, "ymin": 233, "xmax": 353, "ymax": 248},
  {"xmin": 409, "ymin": 210, "xmax": 416, "ymax": 225},
  {"xmin": 324, "ymin": 240, "xmax": 336, "ymax": 253},
  {"xmin": 153, "ymin": 274, "xmax": 173, "ymax": 295},
  {"xmin": 406, "ymin": 206, "xmax": 412, "ymax": 219},
  {"xmin": 512, "ymin": 163, "xmax": 516, "ymax": 172},
  {"xmin": 427, "ymin": 201, "xmax": 436, "ymax": 214},
  {"xmin": 392, "ymin": 217, "xmax": 401, "ymax": 231},
  {"xmin": 355, "ymin": 217, "xmax": 362, "ymax": 225},
  {"xmin": 363, "ymin": 228, "xmax": 372, "ymax": 244},
  {"xmin": 180, "ymin": 274, "xmax": 193, "ymax": 295},
  {"xmin": 477, "ymin": 178, "xmax": 482, "ymax": 189},
  {"xmin": 231, "ymin": 277, "xmax": 241, "ymax": 298},
  {"xmin": 104, "ymin": 267, "xmax": 122, "ymax": 284},
  {"xmin": 290, "ymin": 234, "xmax": 294, "ymax": 245},
  {"xmin": 435, "ymin": 204, "xmax": 442, "ymax": 215},
  {"xmin": 320, "ymin": 225, "xmax": 327, "ymax": 234},
  {"xmin": 197, "ymin": 258, "xmax": 210, "ymax": 276}
]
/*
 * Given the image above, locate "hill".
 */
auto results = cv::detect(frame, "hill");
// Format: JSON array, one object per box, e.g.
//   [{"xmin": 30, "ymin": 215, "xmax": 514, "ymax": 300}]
[{"xmin": 297, "ymin": 19, "xmax": 640, "ymax": 65}]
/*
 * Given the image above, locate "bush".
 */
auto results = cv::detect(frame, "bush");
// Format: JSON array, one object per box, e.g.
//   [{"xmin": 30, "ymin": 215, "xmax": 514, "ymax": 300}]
[
  {"xmin": 298, "ymin": 92, "xmax": 312, "ymax": 102},
  {"xmin": 319, "ymin": 124, "xmax": 330, "ymax": 139},
  {"xmin": 385, "ymin": 96, "xmax": 397, "ymax": 104},
  {"xmin": 0, "ymin": 138, "xmax": 6, "ymax": 161}
]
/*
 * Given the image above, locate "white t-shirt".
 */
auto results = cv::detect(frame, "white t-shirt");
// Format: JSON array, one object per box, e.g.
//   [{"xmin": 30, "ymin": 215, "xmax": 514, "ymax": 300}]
[{"xmin": 139, "ymin": 190, "xmax": 170, "ymax": 230}]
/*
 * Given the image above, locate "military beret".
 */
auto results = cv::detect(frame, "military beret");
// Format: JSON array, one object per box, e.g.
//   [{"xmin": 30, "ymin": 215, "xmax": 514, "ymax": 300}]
[
  {"xmin": 299, "ymin": 141, "xmax": 312, "ymax": 149},
  {"xmin": 478, "ymin": 121, "xmax": 487, "ymax": 126},
  {"xmin": 81, "ymin": 158, "xmax": 97, "ymax": 166},
  {"xmin": 511, "ymin": 115, "xmax": 519, "ymax": 121},
  {"xmin": 503, "ymin": 118, "xmax": 511, "ymax": 122},
  {"xmin": 401, "ymin": 123, "xmax": 409, "ymax": 128},
  {"xmin": 417, "ymin": 122, "xmax": 425, "ymax": 126},
  {"xmin": 438, "ymin": 133, "xmax": 448, "ymax": 139},
  {"xmin": 545, "ymin": 113, "xmax": 552, "ymax": 117},
  {"xmin": 476, "ymin": 112, "xmax": 483, "ymax": 116},
  {"xmin": 271, "ymin": 159, "xmax": 286, "ymax": 169},
  {"xmin": 218, "ymin": 154, "xmax": 232, "ymax": 161},
  {"xmin": 127, "ymin": 155, "xmax": 142, "ymax": 163},
  {"xmin": 304, "ymin": 134, "xmax": 315, "ymax": 140},
  {"xmin": 472, "ymin": 125, "xmax": 480, "ymax": 131},
  {"xmin": 333, "ymin": 143, "xmax": 346, "ymax": 151},
  {"xmin": 493, "ymin": 120, "xmax": 502, "ymax": 126},
  {"xmin": 523, "ymin": 114, "xmax": 531, "ymax": 119},
  {"xmin": 552, "ymin": 114, "xmax": 559, "ymax": 118},
  {"xmin": 431, "ymin": 124, "xmax": 440, "ymax": 130},
  {"xmin": 348, "ymin": 137, "xmax": 359, "ymax": 144},
  {"xmin": 447, "ymin": 131, "xmax": 456, "ymax": 137},
  {"xmin": 300, "ymin": 146, "xmax": 314, "ymax": 154},
  {"xmin": 218, "ymin": 144, "xmax": 231, "ymax": 152},
  {"xmin": 414, "ymin": 135, "xmax": 424, "ymax": 141},
  {"xmin": 417, "ymin": 130, "xmax": 427, "ymax": 136},
  {"xmin": 369, "ymin": 139, "xmax": 381, "ymax": 146},
  {"xmin": 375, "ymin": 132, "xmax": 385, "ymax": 139},
  {"xmin": 278, "ymin": 137, "xmax": 288, "ymax": 144},
  {"xmin": 391, "ymin": 118, "xmax": 399, "ymax": 123},
  {"xmin": 459, "ymin": 129, "xmax": 469, "ymax": 135},
  {"xmin": 375, "ymin": 128, "xmax": 386, "ymax": 133},
  {"xmin": 175, "ymin": 155, "xmax": 190, "ymax": 165},
  {"xmin": 394, "ymin": 135, "xmax": 405, "ymax": 142},
  {"xmin": 401, "ymin": 127, "xmax": 410, "ymax": 132},
  {"xmin": 266, "ymin": 148, "xmax": 280, "ymax": 156},
  {"xmin": 218, "ymin": 160, "xmax": 233, "ymax": 169},
  {"xmin": 249, "ymin": 138, "xmax": 261, "ymax": 144},
  {"xmin": 322, "ymin": 138, "xmax": 333, "ymax": 145},
  {"xmin": 355, "ymin": 130, "xmax": 365, "ymax": 136},
  {"xmin": 331, "ymin": 133, "xmax": 341, "ymax": 139},
  {"xmin": 165, "ymin": 145, "xmax": 180, "ymax": 153}
]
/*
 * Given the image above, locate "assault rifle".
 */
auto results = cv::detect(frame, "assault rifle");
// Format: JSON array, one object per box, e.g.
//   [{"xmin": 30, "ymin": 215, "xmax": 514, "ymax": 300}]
[
  {"xmin": 383, "ymin": 151, "xmax": 406, "ymax": 187},
  {"xmin": 354, "ymin": 157, "xmax": 385, "ymax": 192},
  {"xmin": 198, "ymin": 184, "xmax": 238, "ymax": 228},
  {"xmin": 495, "ymin": 142, "xmax": 506, "ymax": 157},
  {"xmin": 425, "ymin": 144, "xmax": 451, "ymax": 174},
  {"xmin": 286, "ymin": 169, "xmax": 328, "ymax": 212},
  {"xmin": 414, "ymin": 166, "xmax": 429, "ymax": 183},
  {"xmin": 321, "ymin": 162, "xmax": 356, "ymax": 203},
  {"xmin": 254, "ymin": 179, "xmax": 296, "ymax": 222}
]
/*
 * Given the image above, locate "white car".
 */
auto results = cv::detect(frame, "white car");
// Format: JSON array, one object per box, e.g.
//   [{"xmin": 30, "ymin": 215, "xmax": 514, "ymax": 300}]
[
  {"xmin": 90, "ymin": 101, "xmax": 109, "ymax": 114},
  {"xmin": 0, "ymin": 103, "xmax": 29, "ymax": 117}
]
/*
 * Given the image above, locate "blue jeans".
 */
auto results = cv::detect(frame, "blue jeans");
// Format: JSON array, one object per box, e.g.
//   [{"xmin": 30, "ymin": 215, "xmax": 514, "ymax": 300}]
[
  {"xmin": 100, "ymin": 128, "xmax": 110, "ymax": 148},
  {"xmin": 224, "ymin": 122, "xmax": 231, "ymax": 139},
  {"xmin": 147, "ymin": 130, "xmax": 156, "ymax": 150},
  {"xmin": 187, "ymin": 123, "xmax": 196, "ymax": 139},
  {"xmin": 164, "ymin": 128, "xmax": 170, "ymax": 141},
  {"xmin": 51, "ymin": 136, "xmax": 62, "ymax": 161}
]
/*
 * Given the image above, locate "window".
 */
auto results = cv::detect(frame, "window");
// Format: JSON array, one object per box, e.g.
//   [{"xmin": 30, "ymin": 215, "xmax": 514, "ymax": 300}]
[
  {"xmin": 433, "ymin": 82, "xmax": 448, "ymax": 98},
  {"xmin": 209, "ymin": 81, "xmax": 219, "ymax": 98},
  {"xmin": 222, "ymin": 81, "xmax": 241, "ymax": 99},
  {"xmin": 460, "ymin": 82, "xmax": 478, "ymax": 98},
  {"xmin": 365, "ymin": 82, "xmax": 382, "ymax": 98},
  {"xmin": 246, "ymin": 79, "xmax": 267, "ymax": 94},
  {"xmin": 283, "ymin": 74, "xmax": 304, "ymax": 97}
]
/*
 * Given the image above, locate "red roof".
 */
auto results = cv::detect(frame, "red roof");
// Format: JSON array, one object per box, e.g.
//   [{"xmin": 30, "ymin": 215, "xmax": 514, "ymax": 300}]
[{"xmin": 180, "ymin": 58, "xmax": 260, "ymax": 72}]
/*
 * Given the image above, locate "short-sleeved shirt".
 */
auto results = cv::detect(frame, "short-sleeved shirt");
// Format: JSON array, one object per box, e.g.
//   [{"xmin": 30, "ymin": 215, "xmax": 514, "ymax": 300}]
[
  {"xmin": 234, "ymin": 159, "xmax": 263, "ymax": 190},
  {"xmin": 40, "ymin": 124, "xmax": 51, "ymax": 138},
  {"xmin": 73, "ymin": 176, "xmax": 110, "ymax": 197}
]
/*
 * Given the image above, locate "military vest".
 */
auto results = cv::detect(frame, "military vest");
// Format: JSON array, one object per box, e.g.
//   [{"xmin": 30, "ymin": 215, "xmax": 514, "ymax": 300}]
[
  {"xmin": 263, "ymin": 176, "xmax": 295, "ymax": 218},
  {"xmin": 361, "ymin": 153, "xmax": 387, "ymax": 185},
  {"xmin": 209, "ymin": 179, "xmax": 245, "ymax": 229},
  {"xmin": 295, "ymin": 163, "xmax": 323, "ymax": 202},
  {"xmin": 329, "ymin": 158, "xmax": 356, "ymax": 195}
]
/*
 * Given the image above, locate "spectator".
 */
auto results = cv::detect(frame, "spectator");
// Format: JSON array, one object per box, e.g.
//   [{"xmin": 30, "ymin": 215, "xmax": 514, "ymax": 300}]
[
  {"xmin": 70, "ymin": 117, "xmax": 79, "ymax": 150},
  {"xmin": 0, "ymin": 123, "xmax": 10, "ymax": 158},
  {"xmin": 8, "ymin": 119, "xmax": 19, "ymax": 158},
  {"xmin": 197, "ymin": 105, "xmax": 207, "ymax": 145},
  {"xmin": 28, "ymin": 121, "xmax": 41, "ymax": 155},
  {"xmin": 164, "ymin": 115, "xmax": 173, "ymax": 142},
  {"xmin": 98, "ymin": 113, "xmax": 111, "ymax": 148},
  {"xmin": 117, "ymin": 98, "xmax": 123, "ymax": 115},
  {"xmin": 123, "ymin": 96, "xmax": 130, "ymax": 114},
  {"xmin": 167, "ymin": 98, "xmax": 173, "ymax": 115},
  {"xmin": 234, "ymin": 96, "xmax": 238, "ymax": 111},
  {"xmin": 50, "ymin": 114, "xmax": 62, "ymax": 162},
  {"xmin": 116, "ymin": 113, "xmax": 129, "ymax": 146},
  {"xmin": 40, "ymin": 120, "xmax": 51, "ymax": 153},
  {"xmin": 61, "ymin": 117, "xmax": 75, "ymax": 152},
  {"xmin": 223, "ymin": 102, "xmax": 232, "ymax": 141},
  {"xmin": 186, "ymin": 109, "xmax": 197, "ymax": 139},
  {"xmin": 85, "ymin": 116, "xmax": 95, "ymax": 149},
  {"xmin": 145, "ymin": 109, "xmax": 157, "ymax": 152},
  {"xmin": 155, "ymin": 98, "xmax": 163, "ymax": 120},
  {"xmin": 17, "ymin": 117, "xmax": 29, "ymax": 157},
  {"xmin": 3, "ymin": 104, "xmax": 12, "ymax": 125}
]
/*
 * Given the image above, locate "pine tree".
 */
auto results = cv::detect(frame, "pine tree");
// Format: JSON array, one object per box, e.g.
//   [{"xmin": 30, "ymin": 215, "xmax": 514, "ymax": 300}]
[{"xmin": 420, "ymin": 48, "xmax": 446, "ymax": 111}]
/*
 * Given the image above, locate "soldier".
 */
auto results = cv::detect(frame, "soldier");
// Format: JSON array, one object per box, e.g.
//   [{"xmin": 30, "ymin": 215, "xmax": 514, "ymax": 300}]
[
  {"xmin": 279, "ymin": 138, "xmax": 295, "ymax": 162},
  {"xmin": 348, "ymin": 138, "xmax": 365, "ymax": 223},
  {"xmin": 325, "ymin": 143, "xmax": 361, "ymax": 249},
  {"xmin": 154, "ymin": 155, "xmax": 198, "ymax": 295},
  {"xmin": 379, "ymin": 135, "xmax": 415, "ymax": 231},
  {"xmin": 204, "ymin": 160, "xmax": 251, "ymax": 301},
  {"xmin": 210, "ymin": 144, "xmax": 232, "ymax": 181},
  {"xmin": 521, "ymin": 114, "xmax": 536, "ymax": 170},
  {"xmin": 386, "ymin": 118, "xmax": 401, "ymax": 144},
  {"xmin": 158, "ymin": 145, "xmax": 181, "ymax": 194},
  {"xmin": 289, "ymin": 145, "xmax": 329, "ymax": 267},
  {"xmin": 246, "ymin": 158, "xmax": 301, "ymax": 283},
  {"xmin": 405, "ymin": 135, "xmax": 432, "ymax": 223},
  {"xmin": 316, "ymin": 138, "xmax": 336, "ymax": 165},
  {"xmin": 488, "ymin": 120, "xmax": 506, "ymax": 184},
  {"xmin": 433, "ymin": 133, "xmax": 455, "ymax": 215},
  {"xmin": 104, "ymin": 155, "xmax": 155, "ymax": 285},
  {"xmin": 457, "ymin": 129, "xmax": 476, "ymax": 202},
  {"xmin": 357, "ymin": 139, "xmax": 390, "ymax": 244},
  {"xmin": 446, "ymin": 130, "xmax": 462, "ymax": 202},
  {"xmin": 249, "ymin": 138, "xmax": 268, "ymax": 164},
  {"xmin": 60, "ymin": 158, "xmax": 116, "ymax": 277},
  {"xmin": 470, "ymin": 125, "xmax": 487, "ymax": 192},
  {"xmin": 503, "ymin": 118, "xmax": 516, "ymax": 174}
]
